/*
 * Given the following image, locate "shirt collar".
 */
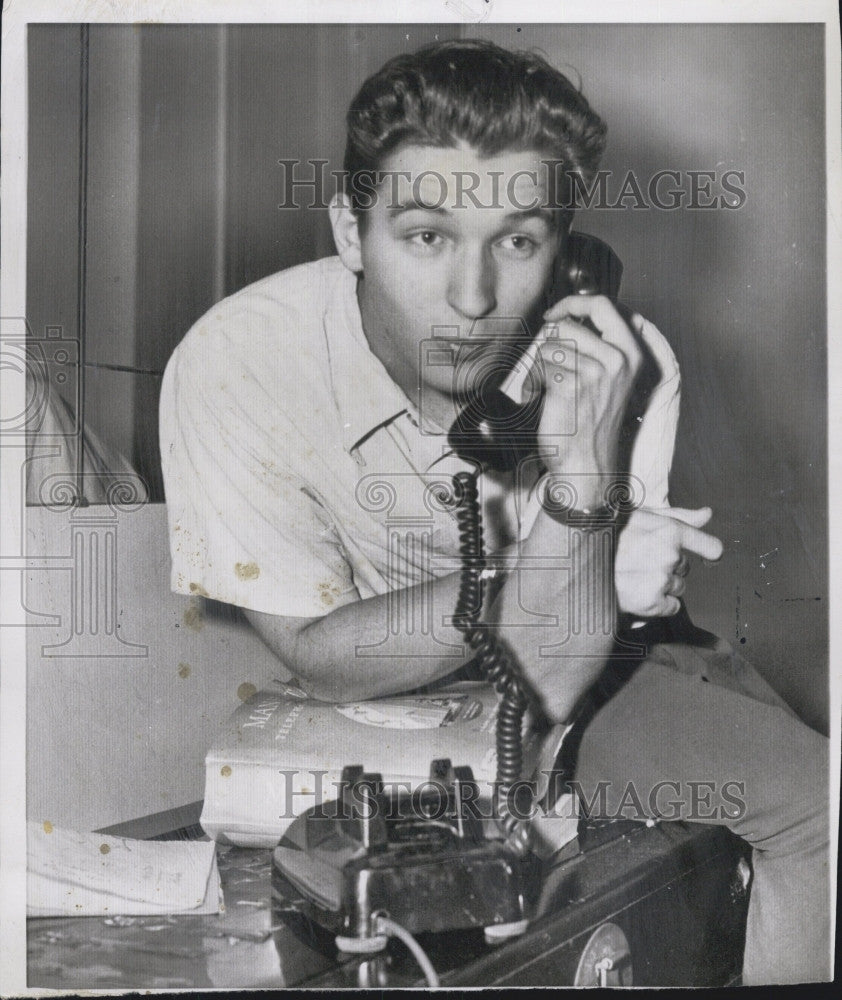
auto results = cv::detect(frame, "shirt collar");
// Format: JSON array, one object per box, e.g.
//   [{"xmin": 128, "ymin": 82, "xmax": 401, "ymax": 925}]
[{"xmin": 323, "ymin": 260, "xmax": 444, "ymax": 453}]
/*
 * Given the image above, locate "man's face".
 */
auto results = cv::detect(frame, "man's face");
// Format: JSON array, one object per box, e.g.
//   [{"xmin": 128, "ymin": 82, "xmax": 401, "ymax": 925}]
[{"xmin": 349, "ymin": 144, "xmax": 564, "ymax": 430}]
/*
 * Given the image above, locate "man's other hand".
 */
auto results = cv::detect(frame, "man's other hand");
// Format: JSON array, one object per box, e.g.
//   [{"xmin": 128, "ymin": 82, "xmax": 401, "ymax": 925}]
[{"xmin": 615, "ymin": 506, "xmax": 724, "ymax": 617}]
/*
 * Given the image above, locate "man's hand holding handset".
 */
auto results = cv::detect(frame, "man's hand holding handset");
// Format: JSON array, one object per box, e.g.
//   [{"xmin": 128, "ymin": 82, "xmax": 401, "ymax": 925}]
[{"xmin": 521, "ymin": 292, "xmax": 723, "ymax": 619}]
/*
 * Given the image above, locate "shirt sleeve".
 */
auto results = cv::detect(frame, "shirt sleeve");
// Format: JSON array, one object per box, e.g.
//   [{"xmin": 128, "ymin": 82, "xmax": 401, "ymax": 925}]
[
  {"xmin": 515, "ymin": 315, "xmax": 681, "ymax": 538},
  {"xmin": 627, "ymin": 316, "xmax": 681, "ymax": 510},
  {"xmin": 159, "ymin": 315, "xmax": 359, "ymax": 619}
]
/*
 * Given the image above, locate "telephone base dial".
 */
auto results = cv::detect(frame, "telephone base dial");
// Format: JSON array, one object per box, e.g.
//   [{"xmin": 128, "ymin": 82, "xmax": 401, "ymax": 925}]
[{"xmin": 272, "ymin": 762, "xmax": 539, "ymax": 948}]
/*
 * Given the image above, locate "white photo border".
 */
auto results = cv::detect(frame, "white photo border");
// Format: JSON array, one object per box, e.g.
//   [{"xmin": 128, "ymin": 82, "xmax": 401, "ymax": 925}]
[{"xmin": 2, "ymin": 1, "xmax": 839, "ymax": 995}]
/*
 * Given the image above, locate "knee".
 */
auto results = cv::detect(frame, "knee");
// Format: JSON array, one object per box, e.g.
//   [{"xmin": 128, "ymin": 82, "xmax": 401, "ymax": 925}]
[{"xmin": 729, "ymin": 735, "xmax": 829, "ymax": 856}]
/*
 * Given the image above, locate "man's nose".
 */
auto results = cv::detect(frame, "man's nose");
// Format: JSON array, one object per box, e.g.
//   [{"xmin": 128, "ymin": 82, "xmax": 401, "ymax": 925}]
[{"xmin": 446, "ymin": 248, "xmax": 496, "ymax": 320}]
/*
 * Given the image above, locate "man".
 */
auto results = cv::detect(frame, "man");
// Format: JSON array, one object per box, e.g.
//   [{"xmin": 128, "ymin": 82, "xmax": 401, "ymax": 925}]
[{"xmin": 160, "ymin": 39, "xmax": 829, "ymax": 983}]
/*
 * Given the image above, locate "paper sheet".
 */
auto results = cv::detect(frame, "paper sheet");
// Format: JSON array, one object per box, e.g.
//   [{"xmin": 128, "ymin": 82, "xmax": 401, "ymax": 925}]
[{"xmin": 27, "ymin": 822, "xmax": 223, "ymax": 917}]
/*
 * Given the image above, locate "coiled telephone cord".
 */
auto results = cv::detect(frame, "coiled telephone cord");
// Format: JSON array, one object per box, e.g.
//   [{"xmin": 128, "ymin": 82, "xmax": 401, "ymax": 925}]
[{"xmin": 451, "ymin": 469, "xmax": 532, "ymax": 857}]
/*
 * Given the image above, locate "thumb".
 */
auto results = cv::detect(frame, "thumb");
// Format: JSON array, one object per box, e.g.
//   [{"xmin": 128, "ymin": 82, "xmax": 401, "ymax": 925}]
[
  {"xmin": 663, "ymin": 596, "xmax": 681, "ymax": 617},
  {"xmin": 656, "ymin": 506, "xmax": 713, "ymax": 529}
]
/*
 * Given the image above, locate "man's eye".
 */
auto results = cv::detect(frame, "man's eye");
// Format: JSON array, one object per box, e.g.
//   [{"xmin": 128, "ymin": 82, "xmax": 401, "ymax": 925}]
[
  {"xmin": 498, "ymin": 234, "xmax": 536, "ymax": 253},
  {"xmin": 408, "ymin": 230, "xmax": 444, "ymax": 248}
]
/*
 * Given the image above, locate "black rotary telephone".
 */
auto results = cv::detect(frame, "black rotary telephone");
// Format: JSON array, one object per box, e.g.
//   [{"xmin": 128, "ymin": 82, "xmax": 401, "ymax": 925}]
[{"xmin": 272, "ymin": 233, "xmax": 624, "ymax": 979}]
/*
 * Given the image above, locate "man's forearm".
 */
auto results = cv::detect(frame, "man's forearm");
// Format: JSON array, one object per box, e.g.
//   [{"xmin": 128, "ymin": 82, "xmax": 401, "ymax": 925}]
[
  {"xmin": 490, "ymin": 510, "xmax": 616, "ymax": 721},
  {"xmin": 247, "ymin": 511, "xmax": 615, "ymax": 717},
  {"xmin": 281, "ymin": 571, "xmax": 470, "ymax": 701}
]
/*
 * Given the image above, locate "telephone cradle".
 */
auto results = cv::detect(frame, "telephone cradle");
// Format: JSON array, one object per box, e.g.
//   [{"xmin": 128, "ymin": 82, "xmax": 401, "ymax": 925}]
[
  {"xmin": 270, "ymin": 759, "xmax": 751, "ymax": 988},
  {"xmin": 271, "ymin": 761, "xmax": 539, "ymax": 948}
]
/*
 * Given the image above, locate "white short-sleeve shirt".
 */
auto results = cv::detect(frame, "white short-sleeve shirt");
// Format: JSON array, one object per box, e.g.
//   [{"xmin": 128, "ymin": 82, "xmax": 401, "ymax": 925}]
[{"xmin": 159, "ymin": 256, "xmax": 680, "ymax": 619}]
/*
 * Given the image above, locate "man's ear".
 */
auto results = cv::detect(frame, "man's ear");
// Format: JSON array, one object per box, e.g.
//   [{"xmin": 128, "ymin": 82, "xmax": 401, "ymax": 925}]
[{"xmin": 329, "ymin": 194, "xmax": 363, "ymax": 273}]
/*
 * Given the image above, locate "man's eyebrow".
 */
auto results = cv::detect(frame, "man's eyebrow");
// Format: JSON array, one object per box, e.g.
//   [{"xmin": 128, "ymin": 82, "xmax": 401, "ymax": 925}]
[
  {"xmin": 387, "ymin": 199, "xmax": 451, "ymax": 218},
  {"xmin": 500, "ymin": 207, "xmax": 557, "ymax": 227},
  {"xmin": 387, "ymin": 202, "xmax": 557, "ymax": 227}
]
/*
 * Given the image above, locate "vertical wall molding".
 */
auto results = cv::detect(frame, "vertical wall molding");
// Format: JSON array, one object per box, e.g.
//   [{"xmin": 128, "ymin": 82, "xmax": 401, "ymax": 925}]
[
  {"xmin": 84, "ymin": 26, "xmax": 143, "ymax": 488},
  {"xmin": 214, "ymin": 25, "xmax": 229, "ymax": 303},
  {"xmin": 74, "ymin": 25, "xmax": 90, "ymax": 502}
]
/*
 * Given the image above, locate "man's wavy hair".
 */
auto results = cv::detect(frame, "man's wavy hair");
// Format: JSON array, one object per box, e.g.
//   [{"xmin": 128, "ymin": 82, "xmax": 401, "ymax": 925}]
[{"xmin": 343, "ymin": 38, "xmax": 607, "ymax": 223}]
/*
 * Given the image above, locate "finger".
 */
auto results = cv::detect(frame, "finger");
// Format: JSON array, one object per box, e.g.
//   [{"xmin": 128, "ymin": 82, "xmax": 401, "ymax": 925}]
[
  {"xmin": 537, "ymin": 336, "xmax": 605, "ymax": 385},
  {"xmin": 502, "ymin": 334, "xmax": 568, "ymax": 402},
  {"xmin": 544, "ymin": 294, "xmax": 640, "ymax": 361},
  {"xmin": 674, "ymin": 555, "xmax": 691, "ymax": 578},
  {"xmin": 536, "ymin": 353, "xmax": 603, "ymax": 426},
  {"xmin": 656, "ymin": 506, "xmax": 713, "ymax": 529},
  {"xmin": 537, "ymin": 319, "xmax": 627, "ymax": 377},
  {"xmin": 658, "ymin": 595, "xmax": 681, "ymax": 617},
  {"xmin": 664, "ymin": 575, "xmax": 686, "ymax": 598},
  {"xmin": 677, "ymin": 523, "xmax": 725, "ymax": 561}
]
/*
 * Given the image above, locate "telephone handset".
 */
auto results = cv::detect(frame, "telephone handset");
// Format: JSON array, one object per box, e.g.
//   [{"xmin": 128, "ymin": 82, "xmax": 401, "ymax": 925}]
[{"xmin": 448, "ymin": 231, "xmax": 623, "ymax": 473}]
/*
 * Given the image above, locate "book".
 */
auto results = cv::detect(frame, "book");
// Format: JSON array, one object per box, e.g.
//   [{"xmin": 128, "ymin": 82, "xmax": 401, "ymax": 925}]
[{"xmin": 200, "ymin": 679, "xmax": 578, "ymax": 850}]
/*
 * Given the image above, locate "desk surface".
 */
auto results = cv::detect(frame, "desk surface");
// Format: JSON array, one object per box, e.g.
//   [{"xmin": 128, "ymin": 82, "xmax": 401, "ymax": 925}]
[
  {"xmin": 28, "ymin": 843, "xmax": 333, "ymax": 990},
  {"xmin": 27, "ymin": 813, "xmax": 747, "ymax": 990}
]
